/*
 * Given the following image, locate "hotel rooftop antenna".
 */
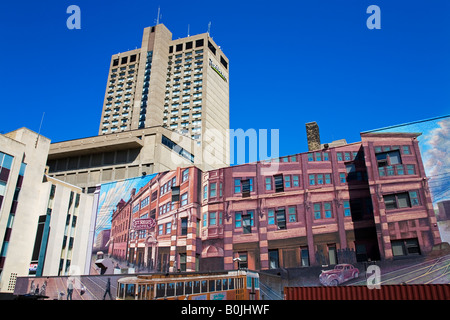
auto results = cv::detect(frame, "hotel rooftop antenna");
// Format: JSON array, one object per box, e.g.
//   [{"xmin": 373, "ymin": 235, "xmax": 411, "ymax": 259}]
[
  {"xmin": 155, "ymin": 6, "xmax": 161, "ymax": 25},
  {"xmin": 207, "ymin": 21, "xmax": 211, "ymax": 35},
  {"xmin": 187, "ymin": 24, "xmax": 190, "ymax": 37},
  {"xmin": 35, "ymin": 112, "xmax": 45, "ymax": 148}
]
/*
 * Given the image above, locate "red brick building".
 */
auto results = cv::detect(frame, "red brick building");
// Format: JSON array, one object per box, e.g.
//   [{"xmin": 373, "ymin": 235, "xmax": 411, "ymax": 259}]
[
  {"xmin": 110, "ymin": 167, "xmax": 202, "ymax": 272},
  {"xmin": 199, "ymin": 131, "xmax": 441, "ymax": 271},
  {"xmin": 109, "ymin": 131, "xmax": 441, "ymax": 272}
]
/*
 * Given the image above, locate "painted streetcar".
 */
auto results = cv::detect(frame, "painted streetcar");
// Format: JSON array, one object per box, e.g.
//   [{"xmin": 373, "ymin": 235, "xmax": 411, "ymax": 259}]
[{"xmin": 116, "ymin": 270, "xmax": 259, "ymax": 300}]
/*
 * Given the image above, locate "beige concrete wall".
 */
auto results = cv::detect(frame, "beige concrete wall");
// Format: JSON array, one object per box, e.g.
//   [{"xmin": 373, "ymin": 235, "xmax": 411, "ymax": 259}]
[{"xmin": 0, "ymin": 128, "xmax": 51, "ymax": 292}]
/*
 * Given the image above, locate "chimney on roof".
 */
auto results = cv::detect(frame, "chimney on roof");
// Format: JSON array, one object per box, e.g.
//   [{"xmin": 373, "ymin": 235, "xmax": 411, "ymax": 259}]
[{"xmin": 305, "ymin": 121, "xmax": 321, "ymax": 151}]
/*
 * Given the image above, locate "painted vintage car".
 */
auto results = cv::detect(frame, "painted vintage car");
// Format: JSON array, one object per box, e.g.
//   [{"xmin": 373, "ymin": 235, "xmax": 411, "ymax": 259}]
[{"xmin": 319, "ymin": 264, "xmax": 359, "ymax": 286}]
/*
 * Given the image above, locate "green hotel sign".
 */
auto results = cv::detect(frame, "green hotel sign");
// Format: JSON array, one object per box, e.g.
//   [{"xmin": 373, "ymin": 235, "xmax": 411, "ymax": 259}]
[{"xmin": 209, "ymin": 58, "xmax": 228, "ymax": 82}]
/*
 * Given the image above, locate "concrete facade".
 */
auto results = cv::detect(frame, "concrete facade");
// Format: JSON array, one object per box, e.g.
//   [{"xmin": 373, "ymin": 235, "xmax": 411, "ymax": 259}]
[
  {"xmin": 0, "ymin": 129, "xmax": 50, "ymax": 292},
  {"xmin": 47, "ymin": 125, "xmax": 208, "ymax": 193},
  {"xmin": 0, "ymin": 129, "xmax": 93, "ymax": 292}
]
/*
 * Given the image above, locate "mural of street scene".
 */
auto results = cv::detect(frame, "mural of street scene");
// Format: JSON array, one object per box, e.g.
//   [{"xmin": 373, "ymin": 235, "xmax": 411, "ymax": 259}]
[
  {"xmin": 14, "ymin": 275, "xmax": 121, "ymax": 300},
  {"xmin": 14, "ymin": 116, "xmax": 446, "ymax": 300},
  {"xmin": 90, "ymin": 173, "xmax": 159, "ymax": 275},
  {"xmin": 370, "ymin": 115, "xmax": 450, "ymax": 244}
]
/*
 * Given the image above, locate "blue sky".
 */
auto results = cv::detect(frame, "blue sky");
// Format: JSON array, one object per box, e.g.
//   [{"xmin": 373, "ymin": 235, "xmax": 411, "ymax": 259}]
[{"xmin": 1, "ymin": 0, "xmax": 449, "ymax": 161}]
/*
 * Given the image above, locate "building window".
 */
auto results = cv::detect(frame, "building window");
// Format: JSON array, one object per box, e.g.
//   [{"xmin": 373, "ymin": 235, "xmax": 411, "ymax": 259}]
[
  {"xmin": 203, "ymin": 184, "xmax": 207, "ymax": 200},
  {"xmin": 315, "ymin": 152, "xmax": 322, "ymax": 161},
  {"xmin": 376, "ymin": 149, "xmax": 401, "ymax": 168},
  {"xmin": 195, "ymin": 39, "xmax": 204, "ymax": 47},
  {"xmin": 274, "ymin": 174, "xmax": 284, "ymax": 192},
  {"xmin": 161, "ymin": 135, "xmax": 194, "ymax": 163},
  {"xmin": 383, "ymin": 191, "xmax": 420, "ymax": 210},
  {"xmin": 391, "ymin": 238, "xmax": 421, "ymax": 257},
  {"xmin": 166, "ymin": 222, "xmax": 172, "ymax": 234},
  {"xmin": 241, "ymin": 178, "xmax": 253, "ymax": 197},
  {"xmin": 268, "ymin": 209, "xmax": 275, "ymax": 225},
  {"xmin": 301, "ymin": 247, "xmax": 310, "ymax": 266},
  {"xmin": 406, "ymin": 164, "xmax": 415, "ymax": 175},
  {"xmin": 293, "ymin": 175, "xmax": 300, "ymax": 187},
  {"xmin": 182, "ymin": 168, "xmax": 189, "ymax": 182},
  {"xmin": 343, "ymin": 200, "xmax": 351, "ymax": 217},
  {"xmin": 313, "ymin": 202, "xmax": 334, "ymax": 220},
  {"xmin": 140, "ymin": 196, "xmax": 149, "ymax": 209},
  {"xmin": 324, "ymin": 202, "xmax": 333, "ymax": 218},
  {"xmin": 313, "ymin": 203, "xmax": 321, "ymax": 219},
  {"xmin": 209, "ymin": 212, "xmax": 216, "ymax": 226},
  {"xmin": 208, "ymin": 41, "xmax": 216, "ymax": 55},
  {"xmin": 276, "ymin": 208, "xmax": 286, "ymax": 229},
  {"xmin": 309, "ymin": 174, "xmax": 315, "ymax": 186},
  {"xmin": 317, "ymin": 174, "xmax": 323, "ymax": 185},
  {"xmin": 238, "ymin": 252, "xmax": 248, "ymax": 269},
  {"xmin": 267, "ymin": 208, "xmax": 287, "ymax": 228},
  {"xmin": 181, "ymin": 193, "xmax": 188, "ymax": 206},
  {"xmin": 235, "ymin": 212, "xmax": 242, "ymax": 228},
  {"xmin": 265, "ymin": 177, "xmax": 272, "ymax": 191},
  {"xmin": 284, "ymin": 176, "xmax": 291, "ymax": 188},
  {"xmin": 220, "ymin": 56, "xmax": 228, "ymax": 69},
  {"xmin": 210, "ymin": 183, "xmax": 217, "ymax": 197},
  {"xmin": 242, "ymin": 211, "xmax": 253, "ymax": 234},
  {"xmin": 179, "ymin": 253, "xmax": 187, "ymax": 271},
  {"xmin": 269, "ymin": 250, "xmax": 279, "ymax": 269},
  {"xmin": 234, "ymin": 178, "xmax": 241, "ymax": 193},
  {"xmin": 158, "ymin": 224, "xmax": 164, "ymax": 235},
  {"xmin": 288, "ymin": 206, "xmax": 297, "ymax": 222},
  {"xmin": 180, "ymin": 218, "xmax": 188, "ymax": 236},
  {"xmin": 235, "ymin": 211, "xmax": 253, "ymax": 233}
]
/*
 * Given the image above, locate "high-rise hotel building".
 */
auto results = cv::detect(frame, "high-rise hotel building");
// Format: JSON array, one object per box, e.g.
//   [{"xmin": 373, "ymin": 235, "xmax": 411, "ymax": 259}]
[
  {"xmin": 98, "ymin": 24, "xmax": 229, "ymax": 149},
  {"xmin": 47, "ymin": 24, "xmax": 230, "ymax": 192}
]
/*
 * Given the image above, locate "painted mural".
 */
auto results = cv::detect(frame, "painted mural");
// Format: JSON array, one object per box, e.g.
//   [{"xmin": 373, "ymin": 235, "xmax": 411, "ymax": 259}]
[
  {"xmin": 367, "ymin": 115, "xmax": 450, "ymax": 243},
  {"xmin": 12, "ymin": 116, "xmax": 450, "ymax": 300},
  {"xmin": 90, "ymin": 173, "xmax": 158, "ymax": 275}
]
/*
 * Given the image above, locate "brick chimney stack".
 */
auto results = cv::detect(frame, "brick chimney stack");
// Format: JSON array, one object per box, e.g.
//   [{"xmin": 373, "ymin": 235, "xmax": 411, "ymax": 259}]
[{"xmin": 305, "ymin": 122, "xmax": 321, "ymax": 151}]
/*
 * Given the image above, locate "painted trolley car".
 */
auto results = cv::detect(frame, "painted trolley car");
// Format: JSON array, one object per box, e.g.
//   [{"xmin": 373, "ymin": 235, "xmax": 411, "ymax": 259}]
[{"xmin": 116, "ymin": 270, "xmax": 259, "ymax": 300}]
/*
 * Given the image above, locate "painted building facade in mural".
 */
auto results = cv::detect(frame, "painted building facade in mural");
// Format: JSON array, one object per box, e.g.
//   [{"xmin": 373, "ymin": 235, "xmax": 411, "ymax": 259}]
[
  {"xmin": 90, "ymin": 166, "xmax": 202, "ymax": 275},
  {"xmin": 367, "ymin": 115, "xmax": 450, "ymax": 245},
  {"xmin": 86, "ymin": 129, "xmax": 443, "ymax": 276},
  {"xmin": 12, "ymin": 116, "xmax": 449, "ymax": 299},
  {"xmin": 200, "ymin": 131, "xmax": 441, "ymax": 271}
]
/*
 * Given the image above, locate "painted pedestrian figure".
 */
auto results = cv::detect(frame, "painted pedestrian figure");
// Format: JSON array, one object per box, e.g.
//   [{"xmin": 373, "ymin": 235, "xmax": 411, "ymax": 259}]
[{"xmin": 103, "ymin": 277, "xmax": 112, "ymax": 300}]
